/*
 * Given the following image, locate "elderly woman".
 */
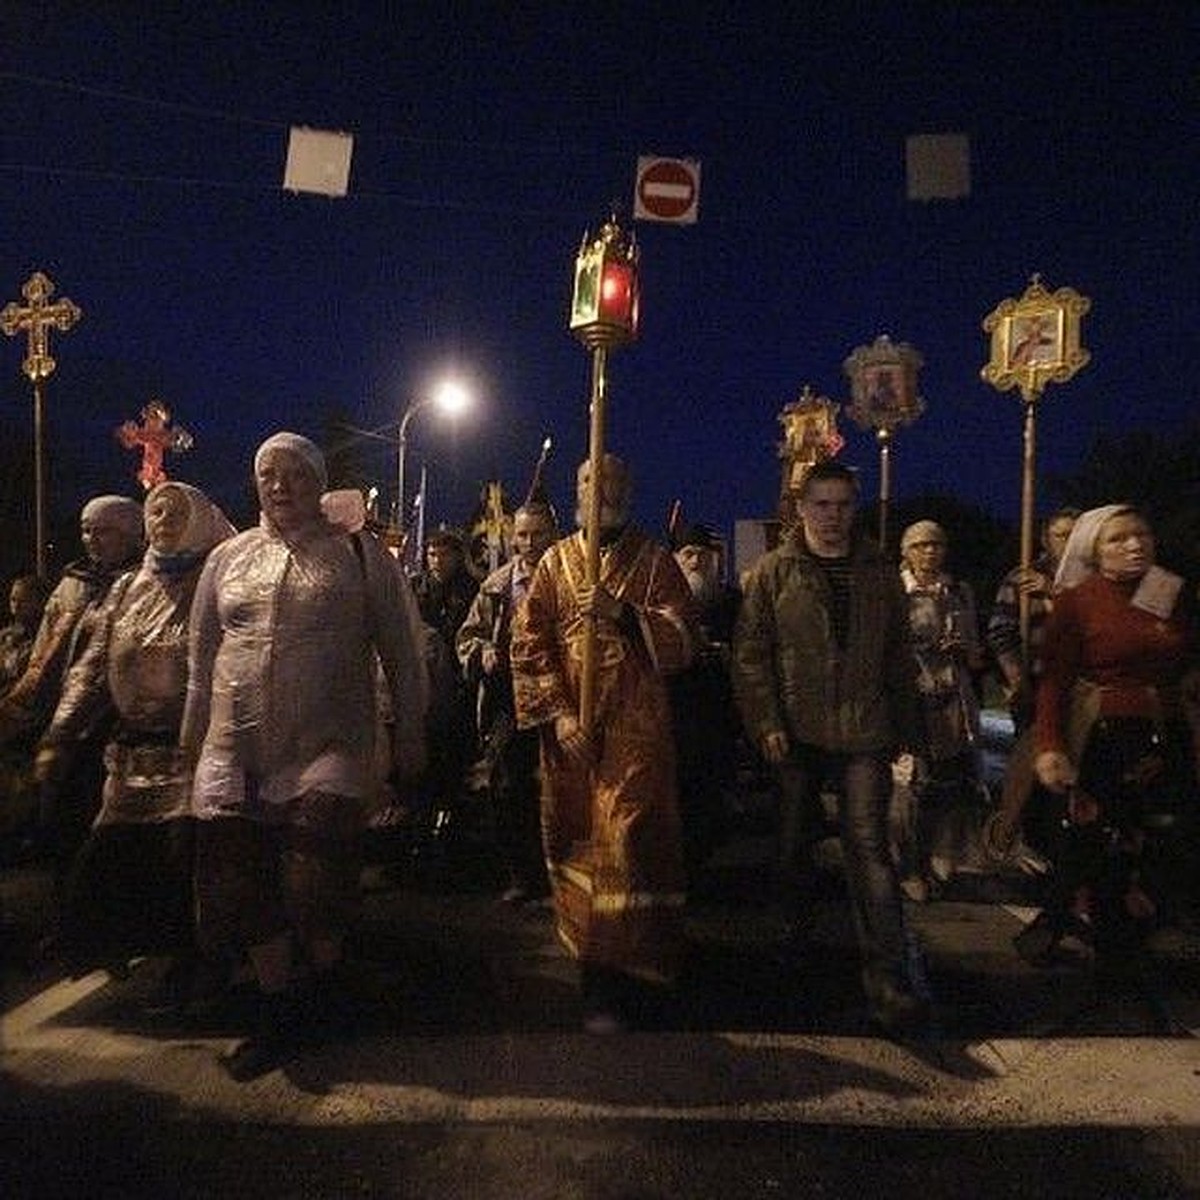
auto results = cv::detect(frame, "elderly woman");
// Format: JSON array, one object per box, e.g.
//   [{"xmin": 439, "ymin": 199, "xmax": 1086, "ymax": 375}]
[
  {"xmin": 36, "ymin": 482, "xmax": 234, "ymax": 986},
  {"xmin": 895, "ymin": 520, "xmax": 986, "ymax": 900},
  {"xmin": 181, "ymin": 431, "xmax": 427, "ymax": 1081},
  {"xmin": 1021, "ymin": 505, "xmax": 1197, "ymax": 1002},
  {"xmin": 0, "ymin": 495, "xmax": 144, "ymax": 877}
]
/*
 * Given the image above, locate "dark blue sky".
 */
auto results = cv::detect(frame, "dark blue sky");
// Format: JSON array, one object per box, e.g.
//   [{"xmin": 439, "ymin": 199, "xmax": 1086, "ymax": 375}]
[{"xmin": 2, "ymin": 2, "xmax": 1197, "ymax": 560}]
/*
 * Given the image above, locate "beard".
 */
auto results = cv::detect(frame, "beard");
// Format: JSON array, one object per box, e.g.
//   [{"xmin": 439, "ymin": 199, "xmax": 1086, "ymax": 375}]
[
  {"xmin": 683, "ymin": 568, "xmax": 721, "ymax": 607},
  {"xmin": 576, "ymin": 501, "xmax": 630, "ymax": 534}
]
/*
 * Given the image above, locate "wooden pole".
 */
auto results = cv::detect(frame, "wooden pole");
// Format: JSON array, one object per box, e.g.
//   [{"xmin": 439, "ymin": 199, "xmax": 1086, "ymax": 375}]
[
  {"xmin": 578, "ymin": 343, "xmax": 608, "ymax": 736},
  {"xmin": 1018, "ymin": 389, "xmax": 1038, "ymax": 672},
  {"xmin": 33, "ymin": 378, "xmax": 47, "ymax": 580},
  {"xmin": 877, "ymin": 428, "xmax": 893, "ymax": 553}
]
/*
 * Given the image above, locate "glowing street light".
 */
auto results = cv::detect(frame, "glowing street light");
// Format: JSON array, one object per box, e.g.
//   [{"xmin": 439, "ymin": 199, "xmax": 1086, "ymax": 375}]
[{"xmin": 396, "ymin": 378, "xmax": 474, "ymax": 536}]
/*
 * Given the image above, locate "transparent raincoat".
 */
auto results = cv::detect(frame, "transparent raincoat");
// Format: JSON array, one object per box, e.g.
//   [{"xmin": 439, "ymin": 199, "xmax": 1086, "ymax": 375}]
[
  {"xmin": 181, "ymin": 517, "xmax": 428, "ymax": 819},
  {"xmin": 43, "ymin": 484, "xmax": 235, "ymax": 825}
]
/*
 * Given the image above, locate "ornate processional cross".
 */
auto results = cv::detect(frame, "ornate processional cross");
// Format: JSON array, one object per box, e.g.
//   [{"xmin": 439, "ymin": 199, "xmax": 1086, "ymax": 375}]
[
  {"xmin": 1, "ymin": 271, "xmax": 82, "ymax": 382},
  {"xmin": 1, "ymin": 271, "xmax": 83, "ymax": 579},
  {"xmin": 116, "ymin": 399, "xmax": 194, "ymax": 490}
]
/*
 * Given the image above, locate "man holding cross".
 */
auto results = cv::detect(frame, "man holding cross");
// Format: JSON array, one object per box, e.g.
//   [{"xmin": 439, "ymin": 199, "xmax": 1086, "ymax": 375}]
[{"xmin": 510, "ymin": 453, "xmax": 696, "ymax": 1032}]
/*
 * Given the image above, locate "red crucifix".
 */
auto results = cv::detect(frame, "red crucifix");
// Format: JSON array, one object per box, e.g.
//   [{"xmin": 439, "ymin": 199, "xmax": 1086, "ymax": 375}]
[{"xmin": 116, "ymin": 400, "xmax": 194, "ymax": 490}]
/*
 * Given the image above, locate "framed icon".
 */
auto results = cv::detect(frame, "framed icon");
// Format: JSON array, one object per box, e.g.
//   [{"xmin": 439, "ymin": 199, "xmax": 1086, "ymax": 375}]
[{"xmin": 982, "ymin": 275, "xmax": 1090, "ymax": 399}]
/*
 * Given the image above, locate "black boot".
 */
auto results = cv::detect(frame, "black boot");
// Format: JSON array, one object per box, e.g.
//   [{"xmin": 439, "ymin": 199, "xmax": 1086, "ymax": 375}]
[
  {"xmin": 222, "ymin": 988, "xmax": 304, "ymax": 1082},
  {"xmin": 1013, "ymin": 911, "xmax": 1064, "ymax": 966},
  {"xmin": 580, "ymin": 964, "xmax": 629, "ymax": 1034}
]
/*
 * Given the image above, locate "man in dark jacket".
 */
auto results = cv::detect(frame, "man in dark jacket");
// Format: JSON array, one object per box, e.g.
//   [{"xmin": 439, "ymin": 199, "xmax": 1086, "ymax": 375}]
[
  {"xmin": 732, "ymin": 461, "xmax": 928, "ymax": 1034},
  {"xmin": 457, "ymin": 500, "xmax": 558, "ymax": 904}
]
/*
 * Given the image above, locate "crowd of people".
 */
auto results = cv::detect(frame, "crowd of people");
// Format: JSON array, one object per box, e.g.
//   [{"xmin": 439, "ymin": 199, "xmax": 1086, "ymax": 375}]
[{"xmin": 1, "ymin": 438, "xmax": 1197, "ymax": 1080}]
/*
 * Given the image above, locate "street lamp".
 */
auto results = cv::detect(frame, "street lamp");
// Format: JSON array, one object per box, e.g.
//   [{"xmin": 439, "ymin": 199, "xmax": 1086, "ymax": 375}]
[{"xmin": 396, "ymin": 378, "xmax": 473, "ymax": 534}]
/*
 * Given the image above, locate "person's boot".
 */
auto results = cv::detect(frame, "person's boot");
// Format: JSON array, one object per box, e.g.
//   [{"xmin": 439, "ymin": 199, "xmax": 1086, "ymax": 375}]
[
  {"xmin": 580, "ymin": 964, "xmax": 629, "ymax": 1034},
  {"xmin": 222, "ymin": 988, "xmax": 305, "ymax": 1082},
  {"xmin": 1013, "ymin": 911, "xmax": 1063, "ymax": 966}
]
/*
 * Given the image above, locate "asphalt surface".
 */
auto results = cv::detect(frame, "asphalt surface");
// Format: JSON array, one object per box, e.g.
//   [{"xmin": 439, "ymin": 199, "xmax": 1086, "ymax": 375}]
[{"xmin": 3, "ymin": 818, "xmax": 1200, "ymax": 1198}]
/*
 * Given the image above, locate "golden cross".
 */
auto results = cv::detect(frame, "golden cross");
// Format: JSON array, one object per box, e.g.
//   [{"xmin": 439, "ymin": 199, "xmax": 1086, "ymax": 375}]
[{"xmin": 1, "ymin": 271, "xmax": 82, "ymax": 381}]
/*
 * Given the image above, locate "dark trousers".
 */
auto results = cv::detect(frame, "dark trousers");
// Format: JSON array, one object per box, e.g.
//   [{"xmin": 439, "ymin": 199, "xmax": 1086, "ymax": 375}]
[{"xmin": 777, "ymin": 746, "xmax": 909, "ymax": 994}]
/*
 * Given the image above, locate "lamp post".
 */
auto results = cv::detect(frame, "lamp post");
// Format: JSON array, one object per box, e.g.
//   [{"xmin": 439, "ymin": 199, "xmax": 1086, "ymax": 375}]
[
  {"xmin": 395, "ymin": 378, "xmax": 472, "ymax": 544},
  {"xmin": 569, "ymin": 210, "xmax": 640, "ymax": 735}
]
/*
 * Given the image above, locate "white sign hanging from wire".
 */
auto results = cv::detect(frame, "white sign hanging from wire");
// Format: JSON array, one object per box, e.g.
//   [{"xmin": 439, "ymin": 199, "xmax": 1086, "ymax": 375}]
[{"xmin": 283, "ymin": 127, "xmax": 354, "ymax": 197}]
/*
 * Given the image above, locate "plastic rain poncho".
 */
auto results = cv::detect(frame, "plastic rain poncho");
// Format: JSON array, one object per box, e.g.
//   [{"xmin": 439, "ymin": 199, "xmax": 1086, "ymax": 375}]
[
  {"xmin": 181, "ymin": 513, "xmax": 428, "ymax": 819},
  {"xmin": 45, "ymin": 483, "xmax": 235, "ymax": 824}
]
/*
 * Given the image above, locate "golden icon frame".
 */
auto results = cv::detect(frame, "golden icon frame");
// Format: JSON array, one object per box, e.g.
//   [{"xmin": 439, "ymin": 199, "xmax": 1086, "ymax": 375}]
[{"xmin": 981, "ymin": 274, "xmax": 1090, "ymax": 400}]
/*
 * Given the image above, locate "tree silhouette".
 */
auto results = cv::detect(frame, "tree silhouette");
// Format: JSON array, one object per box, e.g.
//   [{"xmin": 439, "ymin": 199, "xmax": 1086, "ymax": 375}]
[{"xmin": 1047, "ymin": 425, "xmax": 1200, "ymax": 579}]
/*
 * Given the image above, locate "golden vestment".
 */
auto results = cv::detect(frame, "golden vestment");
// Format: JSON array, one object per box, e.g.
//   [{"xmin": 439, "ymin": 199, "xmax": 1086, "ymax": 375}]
[{"xmin": 511, "ymin": 527, "xmax": 694, "ymax": 982}]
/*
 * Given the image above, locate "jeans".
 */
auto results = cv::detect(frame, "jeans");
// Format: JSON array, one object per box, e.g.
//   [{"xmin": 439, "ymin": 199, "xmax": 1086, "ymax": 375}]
[{"xmin": 777, "ymin": 746, "xmax": 910, "ymax": 998}]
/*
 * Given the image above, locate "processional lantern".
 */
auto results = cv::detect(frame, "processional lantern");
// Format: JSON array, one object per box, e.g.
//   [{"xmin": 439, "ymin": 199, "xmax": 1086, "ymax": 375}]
[
  {"xmin": 981, "ymin": 273, "xmax": 1090, "ymax": 657},
  {"xmin": 570, "ymin": 212, "xmax": 640, "ymax": 350},
  {"xmin": 569, "ymin": 211, "xmax": 640, "ymax": 735},
  {"xmin": 843, "ymin": 333, "xmax": 925, "ymax": 552},
  {"xmin": 1, "ymin": 271, "xmax": 82, "ymax": 580}
]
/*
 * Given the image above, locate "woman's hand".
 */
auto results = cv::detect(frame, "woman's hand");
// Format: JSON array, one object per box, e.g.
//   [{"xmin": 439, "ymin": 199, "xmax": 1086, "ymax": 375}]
[
  {"xmin": 759, "ymin": 729, "xmax": 789, "ymax": 766},
  {"xmin": 1034, "ymin": 749, "xmax": 1077, "ymax": 793}
]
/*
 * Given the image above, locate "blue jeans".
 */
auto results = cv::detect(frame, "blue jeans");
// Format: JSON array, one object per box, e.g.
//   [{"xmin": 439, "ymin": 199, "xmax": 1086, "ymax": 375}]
[{"xmin": 777, "ymin": 746, "xmax": 910, "ymax": 998}]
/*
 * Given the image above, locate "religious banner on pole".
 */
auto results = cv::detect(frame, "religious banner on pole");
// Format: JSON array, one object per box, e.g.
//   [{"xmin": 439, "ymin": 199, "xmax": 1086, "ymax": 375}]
[{"xmin": 980, "ymin": 274, "xmax": 1090, "ymax": 665}]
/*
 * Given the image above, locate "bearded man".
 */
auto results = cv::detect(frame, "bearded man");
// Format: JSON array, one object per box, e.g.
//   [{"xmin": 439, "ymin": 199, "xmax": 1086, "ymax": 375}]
[
  {"xmin": 668, "ymin": 523, "xmax": 742, "ymax": 892},
  {"xmin": 510, "ymin": 454, "xmax": 696, "ymax": 1032}
]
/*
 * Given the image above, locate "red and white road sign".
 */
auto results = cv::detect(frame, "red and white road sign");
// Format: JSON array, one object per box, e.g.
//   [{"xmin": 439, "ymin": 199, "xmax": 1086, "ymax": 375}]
[{"xmin": 634, "ymin": 156, "xmax": 700, "ymax": 224}]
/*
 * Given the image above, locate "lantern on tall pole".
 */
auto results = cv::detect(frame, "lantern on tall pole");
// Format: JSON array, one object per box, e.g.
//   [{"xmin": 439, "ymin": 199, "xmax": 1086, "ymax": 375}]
[
  {"xmin": 1, "ymin": 271, "xmax": 82, "ymax": 580},
  {"xmin": 981, "ymin": 273, "xmax": 1090, "ymax": 660},
  {"xmin": 843, "ymin": 334, "xmax": 925, "ymax": 552},
  {"xmin": 569, "ymin": 210, "xmax": 640, "ymax": 734}
]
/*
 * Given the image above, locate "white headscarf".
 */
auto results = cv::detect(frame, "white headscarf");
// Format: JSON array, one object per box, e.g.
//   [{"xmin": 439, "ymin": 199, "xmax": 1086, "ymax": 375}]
[
  {"xmin": 1053, "ymin": 504, "xmax": 1132, "ymax": 592},
  {"xmin": 900, "ymin": 519, "xmax": 946, "ymax": 554},
  {"xmin": 1054, "ymin": 502, "xmax": 1182, "ymax": 619},
  {"xmin": 144, "ymin": 481, "xmax": 236, "ymax": 560},
  {"xmin": 253, "ymin": 431, "xmax": 328, "ymax": 491},
  {"xmin": 81, "ymin": 494, "xmax": 143, "ymax": 541},
  {"xmin": 80, "ymin": 495, "xmax": 145, "ymax": 565}
]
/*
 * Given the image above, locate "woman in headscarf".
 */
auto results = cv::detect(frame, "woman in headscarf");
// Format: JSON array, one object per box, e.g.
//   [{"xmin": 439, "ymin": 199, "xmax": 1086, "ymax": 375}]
[
  {"xmin": 895, "ymin": 519, "xmax": 986, "ymax": 901},
  {"xmin": 1018, "ymin": 504, "xmax": 1197, "ymax": 1014},
  {"xmin": 35, "ymin": 482, "xmax": 234, "ymax": 989},
  {"xmin": 0, "ymin": 494, "xmax": 144, "ymax": 883},
  {"xmin": 181, "ymin": 431, "xmax": 428, "ymax": 1081}
]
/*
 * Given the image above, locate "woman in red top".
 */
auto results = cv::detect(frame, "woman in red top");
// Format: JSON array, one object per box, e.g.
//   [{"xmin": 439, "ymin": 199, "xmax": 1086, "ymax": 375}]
[{"xmin": 1018, "ymin": 504, "xmax": 1197, "ymax": 1004}]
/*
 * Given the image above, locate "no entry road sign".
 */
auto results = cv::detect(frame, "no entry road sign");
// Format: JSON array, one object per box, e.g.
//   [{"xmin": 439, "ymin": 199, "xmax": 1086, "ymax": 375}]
[{"xmin": 634, "ymin": 156, "xmax": 700, "ymax": 224}]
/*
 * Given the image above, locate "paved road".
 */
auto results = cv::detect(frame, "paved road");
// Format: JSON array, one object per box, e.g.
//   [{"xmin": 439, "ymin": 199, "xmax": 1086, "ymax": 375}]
[{"xmin": 3, "ymin": 835, "xmax": 1200, "ymax": 1198}]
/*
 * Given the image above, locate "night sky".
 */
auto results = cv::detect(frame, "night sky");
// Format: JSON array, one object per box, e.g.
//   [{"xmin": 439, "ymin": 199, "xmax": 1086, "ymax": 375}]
[{"xmin": 2, "ymin": 2, "xmax": 1197, "ymax": 574}]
